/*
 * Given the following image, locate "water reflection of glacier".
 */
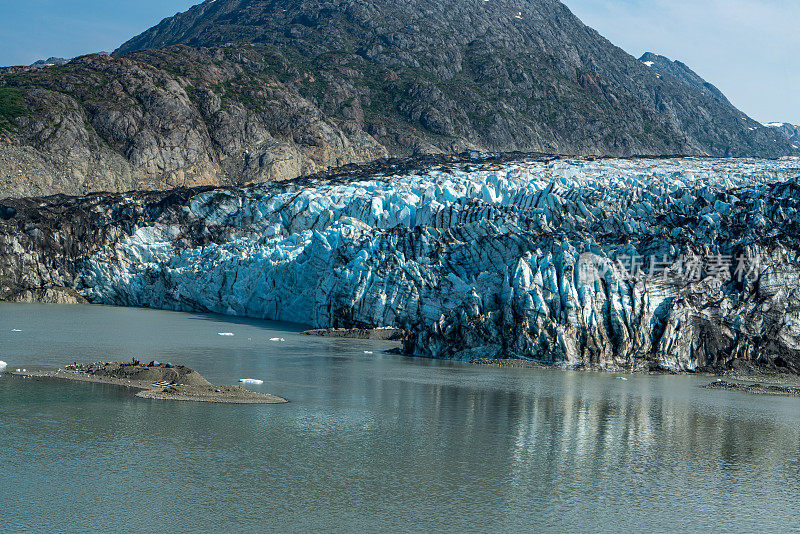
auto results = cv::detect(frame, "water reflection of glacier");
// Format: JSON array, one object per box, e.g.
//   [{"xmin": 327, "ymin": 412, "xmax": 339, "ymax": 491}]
[
  {"xmin": 365, "ymin": 368, "xmax": 800, "ymax": 530},
  {"xmin": 2, "ymin": 303, "xmax": 799, "ymax": 531}
]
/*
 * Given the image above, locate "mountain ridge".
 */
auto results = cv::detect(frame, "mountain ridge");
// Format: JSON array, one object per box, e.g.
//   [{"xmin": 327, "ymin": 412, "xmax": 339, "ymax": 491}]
[
  {"xmin": 638, "ymin": 52, "xmax": 729, "ymax": 103},
  {"xmin": 113, "ymin": 0, "xmax": 792, "ymax": 154},
  {"xmin": 0, "ymin": 0, "xmax": 794, "ymax": 199},
  {"xmin": 764, "ymin": 122, "xmax": 799, "ymax": 148}
]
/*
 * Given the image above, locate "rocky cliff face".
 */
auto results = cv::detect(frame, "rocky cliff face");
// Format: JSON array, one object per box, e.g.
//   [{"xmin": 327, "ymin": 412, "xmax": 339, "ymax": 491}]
[
  {"xmin": 0, "ymin": 48, "xmax": 387, "ymax": 199},
  {"xmin": 2, "ymin": 155, "xmax": 800, "ymax": 373},
  {"xmin": 0, "ymin": 0, "xmax": 795, "ymax": 199}
]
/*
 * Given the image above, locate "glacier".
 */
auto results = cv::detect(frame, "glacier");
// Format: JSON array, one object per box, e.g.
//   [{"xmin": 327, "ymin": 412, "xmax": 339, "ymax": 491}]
[{"xmin": 2, "ymin": 155, "xmax": 800, "ymax": 372}]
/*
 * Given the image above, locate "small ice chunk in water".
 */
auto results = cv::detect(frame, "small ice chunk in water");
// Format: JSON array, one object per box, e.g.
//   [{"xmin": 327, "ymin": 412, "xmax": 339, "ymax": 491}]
[
  {"xmin": 617, "ymin": 377, "xmax": 628, "ymax": 380},
  {"xmin": 239, "ymin": 378, "xmax": 264, "ymax": 385},
  {"xmin": 269, "ymin": 337, "xmax": 285, "ymax": 342},
  {"xmin": 0, "ymin": 361, "xmax": 7, "ymax": 372},
  {"xmin": 11, "ymin": 329, "xmax": 21, "ymax": 332},
  {"xmin": 364, "ymin": 351, "xmax": 374, "ymax": 354},
  {"xmin": 218, "ymin": 332, "xmax": 234, "ymax": 336}
]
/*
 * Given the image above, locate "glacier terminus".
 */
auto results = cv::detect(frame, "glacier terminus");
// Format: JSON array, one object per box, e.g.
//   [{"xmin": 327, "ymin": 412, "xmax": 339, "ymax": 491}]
[{"xmin": 2, "ymin": 155, "xmax": 800, "ymax": 373}]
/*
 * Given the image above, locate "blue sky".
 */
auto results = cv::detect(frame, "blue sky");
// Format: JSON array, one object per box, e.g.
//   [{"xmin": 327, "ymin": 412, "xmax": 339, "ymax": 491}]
[
  {"xmin": 0, "ymin": 0, "xmax": 797, "ymax": 123},
  {"xmin": 0, "ymin": 1, "xmax": 198, "ymax": 60},
  {"xmin": 563, "ymin": 0, "xmax": 800, "ymax": 124}
]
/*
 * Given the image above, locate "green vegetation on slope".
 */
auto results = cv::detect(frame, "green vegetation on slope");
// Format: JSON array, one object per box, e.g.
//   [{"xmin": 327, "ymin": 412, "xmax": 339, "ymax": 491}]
[{"xmin": 0, "ymin": 86, "xmax": 26, "ymax": 131}]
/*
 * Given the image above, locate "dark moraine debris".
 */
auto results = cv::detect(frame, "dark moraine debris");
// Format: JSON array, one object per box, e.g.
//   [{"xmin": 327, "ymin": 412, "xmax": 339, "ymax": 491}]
[
  {"xmin": 704, "ymin": 380, "xmax": 800, "ymax": 397},
  {"xmin": 471, "ymin": 358, "xmax": 550, "ymax": 369},
  {"xmin": 5, "ymin": 287, "xmax": 89, "ymax": 304},
  {"xmin": 9, "ymin": 362, "xmax": 288, "ymax": 404},
  {"xmin": 302, "ymin": 327, "xmax": 405, "ymax": 341}
]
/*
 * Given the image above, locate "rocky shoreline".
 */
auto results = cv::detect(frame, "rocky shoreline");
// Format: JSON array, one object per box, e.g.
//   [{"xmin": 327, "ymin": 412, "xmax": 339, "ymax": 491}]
[
  {"xmin": 302, "ymin": 327, "xmax": 405, "ymax": 341},
  {"xmin": 473, "ymin": 358, "xmax": 800, "ymax": 397},
  {"xmin": 703, "ymin": 380, "xmax": 800, "ymax": 397},
  {"xmin": 4, "ymin": 287, "xmax": 88, "ymax": 304},
  {"xmin": 471, "ymin": 358, "xmax": 551, "ymax": 369},
  {"xmin": 7, "ymin": 362, "xmax": 288, "ymax": 404}
]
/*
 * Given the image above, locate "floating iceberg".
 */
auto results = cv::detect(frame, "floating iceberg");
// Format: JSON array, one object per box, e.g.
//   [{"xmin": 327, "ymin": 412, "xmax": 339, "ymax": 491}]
[
  {"xmin": 0, "ymin": 361, "xmax": 7, "ymax": 372},
  {"xmin": 239, "ymin": 378, "xmax": 264, "ymax": 385},
  {"xmin": 218, "ymin": 332, "xmax": 234, "ymax": 336}
]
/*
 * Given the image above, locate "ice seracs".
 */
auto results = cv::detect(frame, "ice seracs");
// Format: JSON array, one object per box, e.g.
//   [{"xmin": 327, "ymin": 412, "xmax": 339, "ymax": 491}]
[
  {"xmin": 5, "ymin": 156, "xmax": 800, "ymax": 372},
  {"xmin": 73, "ymin": 156, "xmax": 800, "ymax": 371}
]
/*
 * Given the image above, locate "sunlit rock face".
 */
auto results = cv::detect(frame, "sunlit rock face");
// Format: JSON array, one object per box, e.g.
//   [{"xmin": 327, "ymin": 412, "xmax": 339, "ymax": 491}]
[{"xmin": 3, "ymin": 156, "xmax": 800, "ymax": 372}]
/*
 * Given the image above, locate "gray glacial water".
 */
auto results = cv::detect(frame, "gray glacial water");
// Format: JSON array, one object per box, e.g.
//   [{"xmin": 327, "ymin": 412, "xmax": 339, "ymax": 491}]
[{"xmin": 1, "ymin": 303, "xmax": 799, "ymax": 533}]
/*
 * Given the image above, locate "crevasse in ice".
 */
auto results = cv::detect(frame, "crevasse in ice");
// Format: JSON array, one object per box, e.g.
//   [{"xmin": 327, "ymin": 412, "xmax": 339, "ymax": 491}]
[{"xmin": 71, "ymin": 156, "xmax": 800, "ymax": 370}]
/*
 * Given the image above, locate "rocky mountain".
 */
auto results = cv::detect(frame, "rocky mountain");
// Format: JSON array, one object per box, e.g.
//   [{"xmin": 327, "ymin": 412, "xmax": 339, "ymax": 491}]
[
  {"xmin": 114, "ymin": 0, "xmax": 794, "ymax": 157},
  {"xmin": 3, "ymin": 156, "xmax": 800, "ymax": 372},
  {"xmin": 0, "ymin": 0, "xmax": 795, "ymax": 199},
  {"xmin": 765, "ymin": 122, "xmax": 799, "ymax": 148},
  {"xmin": 0, "ymin": 49, "xmax": 387, "ymax": 198},
  {"xmin": 640, "ymin": 53, "xmax": 800, "ymax": 154},
  {"xmin": 639, "ymin": 52, "xmax": 728, "ymax": 102},
  {"xmin": 30, "ymin": 57, "xmax": 70, "ymax": 68}
]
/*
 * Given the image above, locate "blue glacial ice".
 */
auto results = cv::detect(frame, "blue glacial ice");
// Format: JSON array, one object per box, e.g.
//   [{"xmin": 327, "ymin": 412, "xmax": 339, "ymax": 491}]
[{"xmin": 7, "ymin": 156, "xmax": 800, "ymax": 371}]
